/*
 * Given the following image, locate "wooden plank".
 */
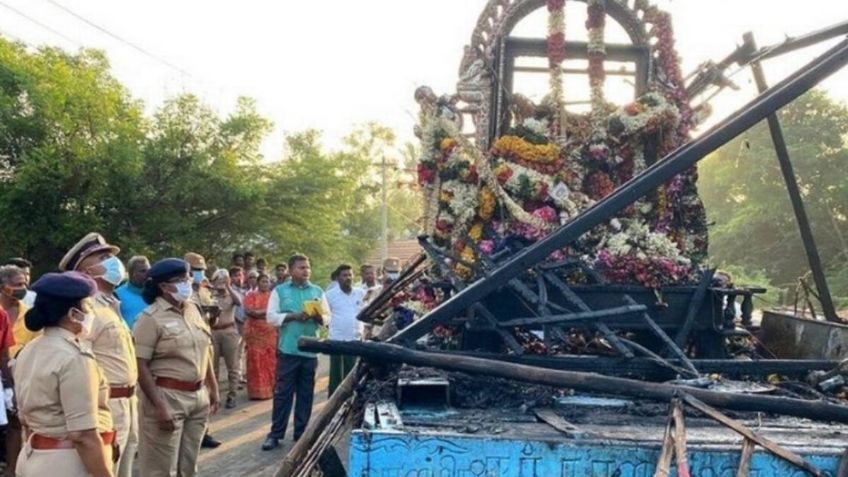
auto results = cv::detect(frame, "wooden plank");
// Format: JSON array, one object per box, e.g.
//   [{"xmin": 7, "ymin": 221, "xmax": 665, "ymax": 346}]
[
  {"xmin": 672, "ymin": 399, "xmax": 691, "ymax": 477},
  {"xmin": 654, "ymin": 405, "xmax": 675, "ymax": 477},
  {"xmin": 533, "ymin": 407, "xmax": 585, "ymax": 438},
  {"xmin": 680, "ymin": 393, "xmax": 826, "ymax": 477},
  {"xmin": 623, "ymin": 295, "xmax": 699, "ymax": 376},
  {"xmin": 736, "ymin": 438, "xmax": 756, "ymax": 477},
  {"xmin": 597, "ymin": 322, "xmax": 636, "ymax": 358}
]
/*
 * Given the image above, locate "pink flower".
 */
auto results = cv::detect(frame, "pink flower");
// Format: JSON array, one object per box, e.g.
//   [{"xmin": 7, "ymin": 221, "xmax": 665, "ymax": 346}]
[{"xmin": 479, "ymin": 240, "xmax": 495, "ymax": 255}]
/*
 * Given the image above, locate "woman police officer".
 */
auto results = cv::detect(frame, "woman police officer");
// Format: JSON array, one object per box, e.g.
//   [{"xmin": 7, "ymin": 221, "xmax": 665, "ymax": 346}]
[
  {"xmin": 13, "ymin": 271, "xmax": 115, "ymax": 477},
  {"xmin": 133, "ymin": 258, "xmax": 219, "ymax": 477}
]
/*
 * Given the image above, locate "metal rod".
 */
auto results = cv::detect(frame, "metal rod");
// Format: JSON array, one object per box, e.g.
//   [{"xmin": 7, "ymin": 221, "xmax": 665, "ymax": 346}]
[
  {"xmin": 391, "ymin": 38, "xmax": 848, "ymax": 344},
  {"xmin": 745, "ymin": 32, "xmax": 840, "ymax": 323},
  {"xmin": 755, "ymin": 20, "xmax": 848, "ymax": 62}
]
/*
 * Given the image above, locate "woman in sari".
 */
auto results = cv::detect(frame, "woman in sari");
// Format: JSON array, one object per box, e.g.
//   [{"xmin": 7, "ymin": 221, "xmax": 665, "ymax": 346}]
[{"xmin": 243, "ymin": 274, "xmax": 277, "ymax": 400}]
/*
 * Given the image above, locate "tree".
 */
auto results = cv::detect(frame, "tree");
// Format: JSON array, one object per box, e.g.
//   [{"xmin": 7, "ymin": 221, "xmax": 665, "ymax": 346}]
[
  {"xmin": 699, "ymin": 89, "xmax": 848, "ymax": 306},
  {"xmin": 0, "ymin": 38, "xmax": 146, "ymax": 269}
]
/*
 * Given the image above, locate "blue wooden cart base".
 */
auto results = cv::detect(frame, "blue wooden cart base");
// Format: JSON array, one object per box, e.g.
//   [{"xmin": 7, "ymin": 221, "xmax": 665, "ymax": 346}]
[{"xmin": 349, "ymin": 430, "xmax": 841, "ymax": 477}]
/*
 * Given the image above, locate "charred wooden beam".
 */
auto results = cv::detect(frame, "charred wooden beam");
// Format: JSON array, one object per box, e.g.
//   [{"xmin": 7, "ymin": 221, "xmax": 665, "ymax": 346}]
[
  {"xmin": 673, "ymin": 269, "xmax": 715, "ymax": 348},
  {"xmin": 680, "ymin": 393, "xmax": 826, "ymax": 477},
  {"xmin": 496, "ymin": 304, "xmax": 646, "ymax": 327},
  {"xmin": 622, "ymin": 295, "xmax": 699, "ymax": 376},
  {"xmin": 445, "ymin": 351, "xmax": 837, "ymax": 380},
  {"xmin": 390, "ymin": 39, "xmax": 848, "ymax": 345},
  {"xmin": 300, "ymin": 338, "xmax": 848, "ymax": 424}
]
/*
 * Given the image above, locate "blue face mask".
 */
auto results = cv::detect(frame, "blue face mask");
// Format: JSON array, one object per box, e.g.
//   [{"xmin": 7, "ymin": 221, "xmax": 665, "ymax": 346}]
[
  {"xmin": 100, "ymin": 256, "xmax": 127, "ymax": 286},
  {"xmin": 192, "ymin": 270, "xmax": 205, "ymax": 284}
]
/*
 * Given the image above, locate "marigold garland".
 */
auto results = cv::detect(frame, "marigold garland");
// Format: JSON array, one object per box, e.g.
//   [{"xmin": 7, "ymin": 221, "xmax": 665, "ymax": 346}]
[{"xmin": 492, "ymin": 135, "xmax": 561, "ymax": 164}]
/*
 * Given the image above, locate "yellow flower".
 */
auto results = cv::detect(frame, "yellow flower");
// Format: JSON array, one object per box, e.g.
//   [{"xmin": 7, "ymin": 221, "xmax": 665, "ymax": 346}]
[
  {"xmin": 469, "ymin": 223, "xmax": 483, "ymax": 242},
  {"xmin": 492, "ymin": 135, "xmax": 561, "ymax": 164},
  {"xmin": 478, "ymin": 187, "xmax": 496, "ymax": 221},
  {"xmin": 440, "ymin": 138, "xmax": 457, "ymax": 151},
  {"xmin": 439, "ymin": 190, "xmax": 453, "ymax": 204}
]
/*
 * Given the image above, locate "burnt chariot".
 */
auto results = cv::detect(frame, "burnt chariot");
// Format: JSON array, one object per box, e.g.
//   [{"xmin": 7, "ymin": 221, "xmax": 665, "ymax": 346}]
[{"xmin": 279, "ymin": 1, "xmax": 848, "ymax": 476}]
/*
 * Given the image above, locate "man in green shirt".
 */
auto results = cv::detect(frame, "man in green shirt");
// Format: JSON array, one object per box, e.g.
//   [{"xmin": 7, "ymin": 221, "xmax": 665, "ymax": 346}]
[{"xmin": 262, "ymin": 253, "xmax": 328, "ymax": 451}]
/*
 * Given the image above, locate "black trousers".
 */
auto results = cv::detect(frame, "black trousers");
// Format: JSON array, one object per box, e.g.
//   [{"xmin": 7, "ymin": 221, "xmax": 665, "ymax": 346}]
[{"xmin": 268, "ymin": 353, "xmax": 318, "ymax": 440}]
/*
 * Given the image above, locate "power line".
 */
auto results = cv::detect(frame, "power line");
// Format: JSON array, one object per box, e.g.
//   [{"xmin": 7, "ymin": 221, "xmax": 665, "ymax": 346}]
[
  {"xmin": 42, "ymin": 0, "xmax": 194, "ymax": 79},
  {"xmin": 0, "ymin": 0, "xmax": 80, "ymax": 46}
]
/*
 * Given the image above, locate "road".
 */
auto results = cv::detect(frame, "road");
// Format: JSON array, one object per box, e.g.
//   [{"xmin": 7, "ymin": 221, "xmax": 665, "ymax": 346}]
[{"xmin": 135, "ymin": 356, "xmax": 331, "ymax": 477}]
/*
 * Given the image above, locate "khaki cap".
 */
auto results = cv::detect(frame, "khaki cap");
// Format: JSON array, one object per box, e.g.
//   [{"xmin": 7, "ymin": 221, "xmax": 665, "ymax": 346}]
[
  {"xmin": 59, "ymin": 232, "xmax": 120, "ymax": 271},
  {"xmin": 184, "ymin": 252, "xmax": 207, "ymax": 270}
]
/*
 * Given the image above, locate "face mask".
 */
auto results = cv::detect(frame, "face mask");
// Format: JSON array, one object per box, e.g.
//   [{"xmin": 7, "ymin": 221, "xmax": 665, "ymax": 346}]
[
  {"xmin": 3, "ymin": 287, "xmax": 26, "ymax": 301},
  {"xmin": 71, "ymin": 308, "xmax": 95, "ymax": 337},
  {"xmin": 192, "ymin": 270, "xmax": 205, "ymax": 285},
  {"xmin": 99, "ymin": 256, "xmax": 127, "ymax": 286},
  {"xmin": 170, "ymin": 281, "xmax": 193, "ymax": 302},
  {"xmin": 387, "ymin": 272, "xmax": 400, "ymax": 281}
]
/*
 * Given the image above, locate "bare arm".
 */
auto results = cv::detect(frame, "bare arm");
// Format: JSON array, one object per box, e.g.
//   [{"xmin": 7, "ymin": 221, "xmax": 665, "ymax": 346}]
[
  {"xmin": 68, "ymin": 429, "xmax": 114, "ymax": 477},
  {"xmin": 136, "ymin": 358, "xmax": 175, "ymax": 431}
]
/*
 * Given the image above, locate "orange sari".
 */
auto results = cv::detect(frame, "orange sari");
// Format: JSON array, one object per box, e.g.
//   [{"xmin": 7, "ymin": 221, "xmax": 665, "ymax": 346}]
[{"xmin": 243, "ymin": 290, "xmax": 277, "ymax": 400}]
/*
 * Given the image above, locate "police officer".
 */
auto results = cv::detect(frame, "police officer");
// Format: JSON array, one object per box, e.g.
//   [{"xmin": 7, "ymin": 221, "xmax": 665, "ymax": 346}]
[
  {"xmin": 134, "ymin": 258, "xmax": 219, "ymax": 477},
  {"xmin": 183, "ymin": 252, "xmax": 222, "ymax": 448},
  {"xmin": 59, "ymin": 233, "xmax": 138, "ymax": 477},
  {"xmin": 14, "ymin": 272, "xmax": 115, "ymax": 477}
]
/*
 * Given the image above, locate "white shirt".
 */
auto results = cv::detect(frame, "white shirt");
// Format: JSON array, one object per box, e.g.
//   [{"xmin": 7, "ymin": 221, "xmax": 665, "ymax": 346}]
[
  {"xmin": 356, "ymin": 282, "xmax": 382, "ymax": 305},
  {"xmin": 21, "ymin": 290, "xmax": 36, "ymax": 308},
  {"xmin": 326, "ymin": 286, "xmax": 366, "ymax": 341},
  {"xmin": 265, "ymin": 284, "xmax": 330, "ymax": 327}
]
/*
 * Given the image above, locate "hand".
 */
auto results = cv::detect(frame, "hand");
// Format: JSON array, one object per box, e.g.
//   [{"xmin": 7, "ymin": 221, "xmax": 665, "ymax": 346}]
[
  {"xmin": 209, "ymin": 392, "xmax": 220, "ymax": 415},
  {"xmin": 155, "ymin": 405, "xmax": 176, "ymax": 432}
]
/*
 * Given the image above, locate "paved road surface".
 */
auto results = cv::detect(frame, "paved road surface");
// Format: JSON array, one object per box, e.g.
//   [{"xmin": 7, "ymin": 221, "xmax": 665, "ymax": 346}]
[{"xmin": 135, "ymin": 356, "xmax": 331, "ymax": 477}]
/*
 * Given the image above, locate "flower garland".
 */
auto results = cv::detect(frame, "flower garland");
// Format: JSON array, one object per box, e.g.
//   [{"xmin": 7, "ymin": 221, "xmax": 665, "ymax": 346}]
[
  {"xmin": 607, "ymin": 92, "xmax": 680, "ymax": 140},
  {"xmin": 428, "ymin": 116, "xmax": 555, "ymax": 230},
  {"xmin": 491, "ymin": 135, "xmax": 565, "ymax": 174},
  {"xmin": 586, "ymin": 0, "xmax": 607, "ymax": 137},
  {"xmin": 594, "ymin": 220, "xmax": 693, "ymax": 287},
  {"xmin": 547, "ymin": 0, "xmax": 566, "ymax": 141}
]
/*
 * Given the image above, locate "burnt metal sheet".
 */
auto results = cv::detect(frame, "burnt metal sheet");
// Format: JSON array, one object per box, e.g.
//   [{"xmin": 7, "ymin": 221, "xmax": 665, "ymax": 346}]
[{"xmin": 760, "ymin": 310, "xmax": 848, "ymax": 360}]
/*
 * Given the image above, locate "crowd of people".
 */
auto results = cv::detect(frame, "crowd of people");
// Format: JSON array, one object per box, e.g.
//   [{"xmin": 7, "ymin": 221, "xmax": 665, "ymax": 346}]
[{"xmin": 0, "ymin": 232, "xmax": 395, "ymax": 477}]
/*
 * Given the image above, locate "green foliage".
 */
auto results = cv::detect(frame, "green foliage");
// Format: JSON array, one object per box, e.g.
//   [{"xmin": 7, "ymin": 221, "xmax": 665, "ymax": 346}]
[
  {"xmin": 700, "ymin": 89, "xmax": 848, "ymax": 308},
  {"xmin": 0, "ymin": 37, "xmax": 420, "ymax": 281}
]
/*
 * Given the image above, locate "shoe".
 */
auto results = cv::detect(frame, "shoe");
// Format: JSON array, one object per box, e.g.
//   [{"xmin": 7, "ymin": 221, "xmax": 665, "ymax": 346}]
[
  {"xmin": 201, "ymin": 434, "xmax": 222, "ymax": 449},
  {"xmin": 225, "ymin": 397, "xmax": 236, "ymax": 409},
  {"xmin": 261, "ymin": 437, "xmax": 279, "ymax": 451}
]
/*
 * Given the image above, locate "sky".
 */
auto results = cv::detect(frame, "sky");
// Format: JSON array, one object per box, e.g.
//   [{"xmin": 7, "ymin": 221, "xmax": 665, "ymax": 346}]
[{"xmin": 1, "ymin": 0, "xmax": 847, "ymax": 159}]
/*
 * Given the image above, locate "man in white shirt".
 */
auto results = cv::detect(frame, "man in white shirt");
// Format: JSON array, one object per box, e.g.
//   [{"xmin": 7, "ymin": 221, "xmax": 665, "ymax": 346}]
[{"xmin": 325, "ymin": 264, "xmax": 365, "ymax": 395}]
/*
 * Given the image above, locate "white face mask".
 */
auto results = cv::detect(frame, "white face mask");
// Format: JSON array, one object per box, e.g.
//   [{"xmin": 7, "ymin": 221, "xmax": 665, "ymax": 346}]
[
  {"xmin": 71, "ymin": 308, "xmax": 95, "ymax": 337},
  {"xmin": 170, "ymin": 281, "xmax": 193, "ymax": 303}
]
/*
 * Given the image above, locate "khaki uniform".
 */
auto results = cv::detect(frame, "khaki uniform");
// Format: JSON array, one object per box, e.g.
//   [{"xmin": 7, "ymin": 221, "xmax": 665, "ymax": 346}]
[
  {"xmin": 13, "ymin": 327, "xmax": 114, "ymax": 477},
  {"xmin": 211, "ymin": 293, "xmax": 241, "ymax": 402},
  {"xmin": 133, "ymin": 297, "xmax": 213, "ymax": 477},
  {"xmin": 88, "ymin": 292, "xmax": 138, "ymax": 477}
]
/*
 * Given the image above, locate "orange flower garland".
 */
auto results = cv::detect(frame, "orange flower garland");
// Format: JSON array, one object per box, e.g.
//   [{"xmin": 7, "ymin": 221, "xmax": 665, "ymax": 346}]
[{"xmin": 492, "ymin": 135, "xmax": 561, "ymax": 164}]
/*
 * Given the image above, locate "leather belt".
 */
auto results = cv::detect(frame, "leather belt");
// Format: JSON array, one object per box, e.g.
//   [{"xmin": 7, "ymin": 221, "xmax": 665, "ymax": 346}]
[
  {"xmin": 31, "ymin": 430, "xmax": 117, "ymax": 450},
  {"xmin": 211, "ymin": 322, "xmax": 235, "ymax": 330},
  {"xmin": 155, "ymin": 377, "xmax": 202, "ymax": 392},
  {"xmin": 109, "ymin": 385, "xmax": 135, "ymax": 399}
]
